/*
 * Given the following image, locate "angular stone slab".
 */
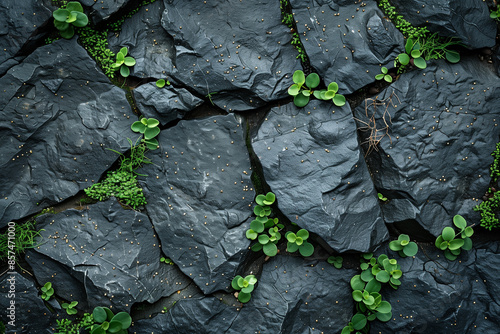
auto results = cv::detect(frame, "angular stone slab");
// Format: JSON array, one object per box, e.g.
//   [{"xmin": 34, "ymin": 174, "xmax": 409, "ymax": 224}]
[
  {"xmin": 289, "ymin": 0, "xmax": 404, "ymax": 94},
  {"xmin": 252, "ymin": 100, "xmax": 388, "ymax": 252},
  {"xmin": 80, "ymin": 0, "xmax": 133, "ymax": 24},
  {"xmin": 354, "ymin": 57, "xmax": 500, "ymax": 236},
  {"xmin": 161, "ymin": 0, "xmax": 302, "ymax": 111},
  {"xmin": 140, "ymin": 114, "xmax": 254, "ymax": 294},
  {"xmin": 132, "ymin": 255, "xmax": 355, "ymax": 333},
  {"xmin": 390, "ymin": 0, "xmax": 496, "ymax": 49},
  {"xmin": 0, "ymin": 38, "xmax": 136, "ymax": 227},
  {"xmin": 133, "ymin": 82, "xmax": 203, "ymax": 126},
  {"xmin": 25, "ymin": 200, "xmax": 190, "ymax": 312}
]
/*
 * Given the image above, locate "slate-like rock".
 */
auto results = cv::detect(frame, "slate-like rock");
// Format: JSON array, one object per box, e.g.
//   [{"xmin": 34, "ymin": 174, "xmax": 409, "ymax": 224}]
[
  {"xmin": 132, "ymin": 256, "xmax": 355, "ymax": 334},
  {"xmin": 140, "ymin": 114, "xmax": 254, "ymax": 294},
  {"xmin": 160, "ymin": 0, "xmax": 302, "ymax": 111},
  {"xmin": 252, "ymin": 100, "xmax": 388, "ymax": 252},
  {"xmin": 0, "ymin": 0, "xmax": 52, "ymax": 72},
  {"xmin": 354, "ymin": 57, "xmax": 500, "ymax": 236},
  {"xmin": 80, "ymin": 0, "xmax": 132, "ymax": 24},
  {"xmin": 0, "ymin": 38, "xmax": 136, "ymax": 227},
  {"xmin": 133, "ymin": 82, "xmax": 203, "ymax": 126},
  {"xmin": 289, "ymin": 0, "xmax": 404, "ymax": 94},
  {"xmin": 0, "ymin": 274, "xmax": 56, "ymax": 334},
  {"xmin": 25, "ymin": 199, "xmax": 190, "ymax": 312},
  {"xmin": 390, "ymin": 0, "xmax": 496, "ymax": 49}
]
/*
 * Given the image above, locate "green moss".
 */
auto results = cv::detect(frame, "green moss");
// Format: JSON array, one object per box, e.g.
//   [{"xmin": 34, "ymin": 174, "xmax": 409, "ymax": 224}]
[
  {"xmin": 474, "ymin": 142, "xmax": 500, "ymax": 230},
  {"xmin": 490, "ymin": 142, "xmax": 500, "ymax": 182},
  {"xmin": 280, "ymin": 0, "xmax": 308, "ymax": 63},
  {"xmin": 0, "ymin": 221, "xmax": 43, "ymax": 263},
  {"xmin": 77, "ymin": 26, "xmax": 117, "ymax": 78}
]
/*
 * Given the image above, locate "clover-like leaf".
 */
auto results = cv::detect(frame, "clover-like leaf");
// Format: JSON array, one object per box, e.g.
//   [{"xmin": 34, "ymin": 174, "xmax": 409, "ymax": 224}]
[
  {"xmin": 293, "ymin": 94, "xmax": 309, "ymax": 107},
  {"xmin": 144, "ymin": 126, "xmax": 160, "ymax": 140},
  {"xmin": 453, "ymin": 215, "xmax": 467, "ymax": 230},
  {"xmin": 156, "ymin": 79, "xmax": 166, "ymax": 88},
  {"xmin": 263, "ymin": 192, "xmax": 275, "ymax": 205},
  {"xmin": 120, "ymin": 65, "xmax": 130, "ymax": 77},
  {"xmin": 305, "ymin": 73, "xmax": 320, "ymax": 89},
  {"xmin": 403, "ymin": 242, "xmax": 418, "ymax": 257},
  {"xmin": 448, "ymin": 238, "xmax": 464, "ymax": 250},
  {"xmin": 263, "ymin": 242, "xmax": 278, "ymax": 256},
  {"xmin": 238, "ymin": 291, "xmax": 251, "ymax": 303},
  {"xmin": 350, "ymin": 275, "xmax": 365, "ymax": 291},
  {"xmin": 258, "ymin": 234, "xmax": 270, "ymax": 245},
  {"xmin": 250, "ymin": 220, "xmax": 264, "ymax": 234},
  {"xmin": 462, "ymin": 237, "xmax": 473, "ymax": 251},
  {"xmin": 293, "ymin": 70, "xmax": 305, "ymax": 86},
  {"xmin": 333, "ymin": 94, "xmax": 346, "ymax": 107},
  {"xmin": 328, "ymin": 82, "xmax": 339, "ymax": 93},
  {"xmin": 72, "ymin": 12, "xmax": 88, "ymax": 27},
  {"xmin": 144, "ymin": 138, "xmax": 159, "ymax": 150},
  {"xmin": 246, "ymin": 229, "xmax": 258, "ymax": 240},
  {"xmin": 288, "ymin": 84, "xmax": 300, "ymax": 96},
  {"xmin": 124, "ymin": 57, "xmax": 136, "ymax": 67},
  {"xmin": 296, "ymin": 229, "xmax": 309, "ymax": 240},
  {"xmin": 376, "ymin": 270, "xmax": 390, "ymax": 283},
  {"xmin": 445, "ymin": 50, "xmax": 460, "ymax": 64},
  {"xmin": 389, "ymin": 240, "xmax": 403, "ymax": 252},
  {"xmin": 287, "ymin": 242, "xmax": 299, "ymax": 253},
  {"xmin": 146, "ymin": 118, "xmax": 160, "ymax": 128},
  {"xmin": 413, "ymin": 57, "xmax": 427, "ymax": 69},
  {"xmin": 398, "ymin": 53, "xmax": 410, "ymax": 66},
  {"xmin": 299, "ymin": 242, "xmax": 314, "ymax": 257},
  {"xmin": 441, "ymin": 227, "xmax": 455, "ymax": 241},
  {"xmin": 286, "ymin": 232, "xmax": 296, "ymax": 243},
  {"xmin": 66, "ymin": 2, "xmax": 84, "ymax": 13},
  {"xmin": 351, "ymin": 313, "xmax": 367, "ymax": 330},
  {"xmin": 59, "ymin": 25, "xmax": 75, "ymax": 39},
  {"xmin": 352, "ymin": 290, "xmax": 363, "ymax": 302},
  {"xmin": 53, "ymin": 9, "xmax": 70, "ymax": 22}
]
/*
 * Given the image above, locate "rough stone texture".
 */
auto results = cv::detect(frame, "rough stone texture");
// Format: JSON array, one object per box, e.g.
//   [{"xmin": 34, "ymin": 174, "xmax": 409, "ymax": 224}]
[
  {"xmin": 0, "ymin": 0, "xmax": 52, "ymax": 72},
  {"xmin": 0, "ymin": 274, "xmax": 57, "ymax": 334},
  {"xmin": 390, "ymin": 0, "xmax": 496, "ymax": 49},
  {"xmin": 25, "ymin": 200, "xmax": 190, "ymax": 312},
  {"xmin": 160, "ymin": 0, "xmax": 302, "ymax": 111},
  {"xmin": 252, "ymin": 100, "xmax": 388, "ymax": 252},
  {"xmin": 0, "ymin": 38, "xmax": 136, "ymax": 227},
  {"xmin": 370, "ymin": 243, "xmax": 500, "ymax": 333},
  {"xmin": 80, "ymin": 0, "xmax": 133, "ymax": 25},
  {"xmin": 354, "ymin": 57, "xmax": 500, "ymax": 237},
  {"xmin": 290, "ymin": 0, "xmax": 404, "ymax": 94},
  {"xmin": 132, "ymin": 255, "xmax": 355, "ymax": 334},
  {"xmin": 133, "ymin": 82, "xmax": 203, "ymax": 126},
  {"xmin": 140, "ymin": 114, "xmax": 254, "ymax": 294}
]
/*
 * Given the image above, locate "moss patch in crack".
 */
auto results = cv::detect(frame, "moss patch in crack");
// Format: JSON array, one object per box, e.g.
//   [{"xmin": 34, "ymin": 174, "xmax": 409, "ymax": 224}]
[{"xmin": 280, "ymin": 0, "xmax": 309, "ymax": 65}]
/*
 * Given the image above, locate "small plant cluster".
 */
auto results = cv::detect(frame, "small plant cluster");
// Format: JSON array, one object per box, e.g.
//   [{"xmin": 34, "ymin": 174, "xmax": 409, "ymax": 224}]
[
  {"xmin": 0, "ymin": 221, "xmax": 43, "ymax": 265},
  {"xmin": 285, "ymin": 229, "xmax": 314, "ymax": 257},
  {"xmin": 288, "ymin": 70, "xmax": 346, "ymax": 108},
  {"xmin": 62, "ymin": 301, "xmax": 79, "ymax": 315},
  {"xmin": 55, "ymin": 313, "xmax": 94, "ymax": 334},
  {"xmin": 156, "ymin": 79, "xmax": 170, "ymax": 88},
  {"xmin": 246, "ymin": 192, "xmax": 283, "ymax": 257},
  {"xmin": 491, "ymin": 7, "xmax": 500, "ymax": 20},
  {"xmin": 342, "ymin": 253, "xmax": 400, "ymax": 333},
  {"xmin": 474, "ymin": 143, "xmax": 500, "ymax": 230},
  {"xmin": 160, "ymin": 257, "xmax": 174, "ymax": 265},
  {"xmin": 112, "ymin": 47, "xmax": 136, "ymax": 78},
  {"xmin": 78, "ymin": 26, "xmax": 117, "ymax": 78},
  {"xmin": 378, "ymin": 0, "xmax": 428, "ymax": 40},
  {"xmin": 231, "ymin": 275, "xmax": 258, "ymax": 303},
  {"xmin": 375, "ymin": 67, "xmax": 392, "ymax": 83},
  {"xmin": 90, "ymin": 306, "xmax": 132, "ymax": 334},
  {"xmin": 107, "ymin": 0, "xmax": 157, "ymax": 32},
  {"xmin": 41, "ymin": 282, "xmax": 54, "ymax": 301},
  {"xmin": 435, "ymin": 215, "xmax": 474, "ymax": 260},
  {"xmin": 280, "ymin": 0, "xmax": 308, "ymax": 62},
  {"xmin": 131, "ymin": 117, "xmax": 161, "ymax": 150},
  {"xmin": 377, "ymin": 193, "xmax": 388, "ymax": 202},
  {"xmin": 389, "ymin": 234, "xmax": 418, "ymax": 257},
  {"xmin": 327, "ymin": 255, "xmax": 343, "ymax": 269},
  {"xmin": 53, "ymin": 1, "xmax": 89, "ymax": 39}
]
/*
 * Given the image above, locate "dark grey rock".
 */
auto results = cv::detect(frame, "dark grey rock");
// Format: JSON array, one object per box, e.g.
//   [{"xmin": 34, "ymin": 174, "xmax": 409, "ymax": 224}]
[
  {"xmin": 354, "ymin": 57, "xmax": 500, "ymax": 237},
  {"xmin": 140, "ymin": 114, "xmax": 254, "ymax": 294},
  {"xmin": 251, "ymin": 100, "xmax": 388, "ymax": 252},
  {"xmin": 133, "ymin": 82, "xmax": 203, "ymax": 126},
  {"xmin": 0, "ymin": 38, "xmax": 136, "ymax": 227},
  {"xmin": 160, "ymin": 0, "xmax": 302, "ymax": 111},
  {"xmin": 0, "ymin": 274, "xmax": 56, "ymax": 334},
  {"xmin": 80, "ymin": 0, "xmax": 132, "ymax": 24},
  {"xmin": 289, "ymin": 0, "xmax": 404, "ymax": 94},
  {"xmin": 390, "ymin": 0, "xmax": 496, "ymax": 49},
  {"xmin": 25, "ymin": 199, "xmax": 190, "ymax": 312},
  {"xmin": 132, "ymin": 255, "xmax": 355, "ymax": 334},
  {"xmin": 0, "ymin": 0, "xmax": 52, "ymax": 71}
]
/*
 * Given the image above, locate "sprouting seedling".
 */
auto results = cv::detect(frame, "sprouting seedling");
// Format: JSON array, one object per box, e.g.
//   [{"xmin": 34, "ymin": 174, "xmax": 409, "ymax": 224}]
[
  {"xmin": 395, "ymin": 38, "xmax": 427, "ymax": 70},
  {"xmin": 160, "ymin": 257, "xmax": 173, "ymax": 265},
  {"xmin": 113, "ymin": 47, "xmax": 136, "ymax": 77},
  {"xmin": 131, "ymin": 117, "xmax": 160, "ymax": 150},
  {"xmin": 375, "ymin": 67, "xmax": 392, "ymax": 83},
  {"xmin": 62, "ymin": 301, "xmax": 78, "ymax": 315},
  {"xmin": 285, "ymin": 229, "xmax": 315, "ymax": 257},
  {"xmin": 435, "ymin": 214, "xmax": 474, "ymax": 261},
  {"xmin": 206, "ymin": 91, "xmax": 218, "ymax": 106},
  {"xmin": 90, "ymin": 306, "xmax": 132, "ymax": 334},
  {"xmin": 288, "ymin": 70, "xmax": 320, "ymax": 107},
  {"xmin": 231, "ymin": 275, "xmax": 257, "ymax": 303},
  {"xmin": 41, "ymin": 282, "xmax": 54, "ymax": 301},
  {"xmin": 377, "ymin": 193, "xmax": 388, "ymax": 202},
  {"xmin": 327, "ymin": 255, "xmax": 343, "ymax": 269},
  {"xmin": 314, "ymin": 82, "xmax": 346, "ymax": 107},
  {"xmin": 389, "ymin": 234, "xmax": 418, "ymax": 257},
  {"xmin": 53, "ymin": 1, "xmax": 88, "ymax": 39},
  {"xmin": 156, "ymin": 79, "xmax": 170, "ymax": 88}
]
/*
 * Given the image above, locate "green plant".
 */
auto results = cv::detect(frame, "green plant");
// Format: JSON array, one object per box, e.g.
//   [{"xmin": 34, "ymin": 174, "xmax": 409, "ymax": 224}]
[
  {"xmin": 288, "ymin": 70, "xmax": 345, "ymax": 107},
  {"xmin": 156, "ymin": 79, "xmax": 170, "ymax": 88},
  {"xmin": 359, "ymin": 253, "xmax": 402, "ymax": 290},
  {"xmin": 113, "ymin": 47, "xmax": 136, "ymax": 77},
  {"xmin": 0, "ymin": 221, "xmax": 44, "ymax": 264},
  {"xmin": 90, "ymin": 307, "xmax": 132, "ymax": 334},
  {"xmin": 131, "ymin": 117, "xmax": 160, "ymax": 150},
  {"xmin": 378, "ymin": 0, "xmax": 428, "ymax": 40},
  {"xmin": 327, "ymin": 255, "xmax": 343, "ymax": 269},
  {"xmin": 53, "ymin": 1, "xmax": 88, "ymax": 39},
  {"xmin": 435, "ymin": 214, "xmax": 474, "ymax": 260},
  {"xmin": 394, "ymin": 38, "xmax": 427, "ymax": 70},
  {"xmin": 377, "ymin": 193, "xmax": 387, "ymax": 202},
  {"xmin": 375, "ymin": 67, "xmax": 392, "ymax": 83},
  {"xmin": 285, "ymin": 229, "xmax": 314, "ymax": 257},
  {"xmin": 231, "ymin": 275, "xmax": 258, "ymax": 303},
  {"xmin": 160, "ymin": 257, "xmax": 173, "ymax": 265},
  {"xmin": 389, "ymin": 234, "xmax": 418, "ymax": 257},
  {"xmin": 55, "ymin": 313, "xmax": 94, "ymax": 334},
  {"xmin": 416, "ymin": 33, "xmax": 461, "ymax": 63},
  {"xmin": 491, "ymin": 8, "xmax": 500, "ymax": 20},
  {"xmin": 489, "ymin": 142, "xmax": 500, "ymax": 182},
  {"xmin": 78, "ymin": 26, "xmax": 117, "ymax": 78},
  {"xmin": 41, "ymin": 282, "xmax": 54, "ymax": 301},
  {"xmin": 475, "ymin": 190, "xmax": 500, "ymax": 230},
  {"xmin": 62, "ymin": 301, "xmax": 78, "ymax": 315}
]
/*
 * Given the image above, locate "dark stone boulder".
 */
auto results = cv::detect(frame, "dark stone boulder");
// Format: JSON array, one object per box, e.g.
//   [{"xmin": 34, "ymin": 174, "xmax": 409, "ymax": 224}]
[
  {"xmin": 354, "ymin": 57, "xmax": 500, "ymax": 237},
  {"xmin": 160, "ymin": 0, "xmax": 302, "ymax": 111},
  {"xmin": 390, "ymin": 0, "xmax": 496, "ymax": 49},
  {"xmin": 25, "ymin": 199, "xmax": 190, "ymax": 312},
  {"xmin": 132, "ymin": 255, "xmax": 355, "ymax": 334},
  {"xmin": 0, "ymin": 38, "xmax": 136, "ymax": 227},
  {"xmin": 133, "ymin": 82, "xmax": 203, "ymax": 126},
  {"xmin": 289, "ymin": 0, "xmax": 404, "ymax": 94},
  {"xmin": 251, "ymin": 100, "xmax": 388, "ymax": 252},
  {"xmin": 140, "ymin": 114, "xmax": 254, "ymax": 294},
  {"xmin": 80, "ymin": 0, "xmax": 133, "ymax": 25}
]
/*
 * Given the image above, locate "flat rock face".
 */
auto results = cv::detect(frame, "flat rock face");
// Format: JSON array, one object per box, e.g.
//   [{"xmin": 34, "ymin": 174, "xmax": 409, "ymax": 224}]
[
  {"xmin": 0, "ymin": 38, "xmax": 135, "ymax": 227},
  {"xmin": 390, "ymin": 0, "xmax": 496, "ymax": 49},
  {"xmin": 290, "ymin": 0, "xmax": 404, "ymax": 94},
  {"xmin": 252, "ymin": 100, "xmax": 388, "ymax": 252},
  {"xmin": 354, "ymin": 57, "xmax": 500, "ymax": 236},
  {"xmin": 25, "ymin": 200, "xmax": 190, "ymax": 312},
  {"xmin": 133, "ymin": 82, "xmax": 203, "ymax": 126},
  {"xmin": 132, "ymin": 256, "xmax": 355, "ymax": 334},
  {"xmin": 140, "ymin": 114, "xmax": 254, "ymax": 294},
  {"xmin": 160, "ymin": 0, "xmax": 301, "ymax": 111},
  {"xmin": 80, "ymin": 0, "xmax": 132, "ymax": 24}
]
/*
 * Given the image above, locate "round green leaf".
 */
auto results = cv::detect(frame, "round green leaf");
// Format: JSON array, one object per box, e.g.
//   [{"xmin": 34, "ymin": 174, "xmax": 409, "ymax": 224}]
[
  {"xmin": 439, "ymin": 241, "xmax": 449, "ymax": 250},
  {"xmin": 398, "ymin": 234, "xmax": 410, "ymax": 242},
  {"xmin": 376, "ymin": 311, "xmax": 392, "ymax": 322},
  {"xmin": 255, "ymin": 195, "xmax": 266, "ymax": 206},
  {"xmin": 246, "ymin": 275, "xmax": 257, "ymax": 285},
  {"xmin": 144, "ymin": 138, "xmax": 159, "ymax": 150},
  {"xmin": 403, "ymin": 242, "xmax": 418, "ymax": 257},
  {"xmin": 445, "ymin": 50, "xmax": 460, "ymax": 63},
  {"xmin": 293, "ymin": 94, "xmax": 309, "ymax": 107},
  {"xmin": 299, "ymin": 242, "xmax": 314, "ymax": 257},
  {"xmin": 381, "ymin": 67, "xmax": 388, "ymax": 74},
  {"xmin": 376, "ymin": 270, "xmax": 390, "ymax": 283},
  {"xmin": 327, "ymin": 82, "xmax": 339, "ymax": 93},
  {"xmin": 350, "ymin": 275, "xmax": 365, "ymax": 290},
  {"xmin": 313, "ymin": 90, "xmax": 323, "ymax": 99},
  {"xmin": 286, "ymin": 232, "xmax": 296, "ymax": 243},
  {"xmin": 363, "ymin": 295, "xmax": 375, "ymax": 306},
  {"xmin": 449, "ymin": 238, "xmax": 464, "ymax": 250},
  {"xmin": 241, "ymin": 284, "xmax": 254, "ymax": 294},
  {"xmin": 110, "ymin": 312, "xmax": 132, "ymax": 330},
  {"xmin": 305, "ymin": 73, "xmax": 320, "ymax": 89},
  {"xmin": 238, "ymin": 291, "xmax": 251, "ymax": 303},
  {"xmin": 144, "ymin": 126, "xmax": 160, "ymax": 140},
  {"xmin": 54, "ymin": 19, "xmax": 69, "ymax": 31},
  {"xmin": 333, "ymin": 94, "xmax": 346, "ymax": 107},
  {"xmin": 384, "ymin": 74, "xmax": 393, "ymax": 83},
  {"xmin": 389, "ymin": 240, "xmax": 403, "ymax": 251},
  {"xmin": 66, "ymin": 2, "xmax": 84, "ymax": 13},
  {"xmin": 288, "ymin": 84, "xmax": 300, "ymax": 96},
  {"xmin": 59, "ymin": 25, "xmax": 75, "ymax": 39},
  {"xmin": 442, "ymin": 227, "xmax": 455, "ymax": 241},
  {"xmin": 231, "ymin": 276, "xmax": 242, "ymax": 290},
  {"xmin": 413, "ymin": 57, "xmax": 427, "ymax": 69},
  {"xmin": 116, "ymin": 52, "xmax": 125, "ymax": 63},
  {"xmin": 287, "ymin": 241, "xmax": 299, "ymax": 253},
  {"xmin": 263, "ymin": 192, "xmax": 275, "ymax": 205},
  {"xmin": 72, "ymin": 12, "xmax": 88, "ymax": 27},
  {"xmin": 352, "ymin": 290, "xmax": 363, "ymax": 302},
  {"xmin": 245, "ymin": 229, "xmax": 258, "ymax": 240},
  {"xmin": 360, "ymin": 262, "xmax": 369, "ymax": 270},
  {"xmin": 464, "ymin": 226, "xmax": 474, "ymax": 237},
  {"xmin": 293, "ymin": 70, "xmax": 305, "ymax": 85},
  {"xmin": 120, "ymin": 65, "xmax": 130, "ymax": 77},
  {"xmin": 258, "ymin": 234, "xmax": 270, "ymax": 245},
  {"xmin": 131, "ymin": 121, "xmax": 144, "ymax": 133},
  {"xmin": 324, "ymin": 90, "xmax": 335, "ymax": 99},
  {"xmin": 435, "ymin": 235, "xmax": 444, "ymax": 248},
  {"xmin": 120, "ymin": 47, "xmax": 128, "ymax": 56},
  {"xmin": 146, "ymin": 118, "xmax": 160, "ymax": 128},
  {"xmin": 444, "ymin": 250, "xmax": 458, "ymax": 261},
  {"xmin": 263, "ymin": 242, "xmax": 278, "ymax": 256},
  {"xmin": 398, "ymin": 53, "xmax": 410, "ymax": 65},
  {"xmin": 410, "ymin": 49, "xmax": 421, "ymax": 58},
  {"xmin": 462, "ymin": 237, "xmax": 473, "ymax": 251},
  {"xmin": 93, "ymin": 307, "xmax": 107, "ymax": 322},
  {"xmin": 375, "ymin": 74, "xmax": 384, "ymax": 80},
  {"xmin": 391, "ymin": 269, "xmax": 402, "ymax": 279},
  {"xmin": 365, "ymin": 278, "xmax": 381, "ymax": 293},
  {"xmin": 124, "ymin": 57, "xmax": 136, "ymax": 67},
  {"xmin": 360, "ymin": 269, "xmax": 373, "ymax": 282},
  {"xmin": 251, "ymin": 243, "xmax": 263, "ymax": 252},
  {"xmin": 250, "ymin": 220, "xmax": 264, "ymax": 233},
  {"xmin": 53, "ymin": 9, "xmax": 70, "ymax": 22},
  {"xmin": 351, "ymin": 313, "xmax": 367, "ymax": 330},
  {"xmin": 296, "ymin": 229, "xmax": 309, "ymax": 240},
  {"xmin": 156, "ymin": 79, "xmax": 166, "ymax": 88},
  {"xmin": 453, "ymin": 215, "xmax": 467, "ymax": 230}
]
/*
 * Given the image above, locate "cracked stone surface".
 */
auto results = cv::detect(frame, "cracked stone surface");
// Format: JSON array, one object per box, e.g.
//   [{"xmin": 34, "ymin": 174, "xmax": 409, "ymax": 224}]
[
  {"xmin": 140, "ymin": 114, "xmax": 254, "ymax": 294},
  {"xmin": 289, "ymin": 0, "xmax": 404, "ymax": 94},
  {"xmin": 80, "ymin": 0, "xmax": 133, "ymax": 24},
  {"xmin": 25, "ymin": 199, "xmax": 190, "ymax": 312},
  {"xmin": 252, "ymin": 100, "xmax": 388, "ymax": 252},
  {"xmin": 354, "ymin": 56, "xmax": 500, "ymax": 237}
]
